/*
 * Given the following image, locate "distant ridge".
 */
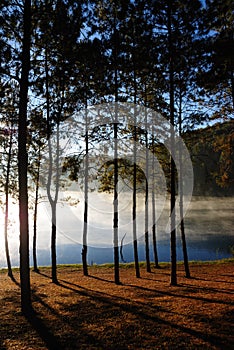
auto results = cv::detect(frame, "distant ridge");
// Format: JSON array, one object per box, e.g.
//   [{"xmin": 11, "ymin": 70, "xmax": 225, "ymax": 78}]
[{"xmin": 183, "ymin": 120, "xmax": 234, "ymax": 196}]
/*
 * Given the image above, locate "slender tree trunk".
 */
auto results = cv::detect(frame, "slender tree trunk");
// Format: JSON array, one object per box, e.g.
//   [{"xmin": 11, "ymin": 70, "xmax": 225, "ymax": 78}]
[
  {"xmin": 4, "ymin": 130, "xmax": 13, "ymax": 278},
  {"xmin": 51, "ymin": 123, "xmax": 59, "ymax": 284},
  {"xmin": 133, "ymin": 123, "xmax": 140, "ymax": 278},
  {"xmin": 51, "ymin": 203, "xmax": 57, "ymax": 283},
  {"xmin": 82, "ymin": 201, "xmax": 88, "ymax": 275},
  {"xmin": 144, "ymin": 92, "xmax": 151, "ymax": 273},
  {"xmin": 180, "ymin": 210, "xmax": 190, "ymax": 277},
  {"xmin": 152, "ymin": 190, "xmax": 159, "ymax": 268},
  {"xmin": 132, "ymin": 56, "xmax": 140, "ymax": 278},
  {"xmin": 168, "ymin": 0, "xmax": 177, "ymax": 286},
  {"xmin": 113, "ymin": 12, "xmax": 120, "ymax": 285},
  {"xmin": 113, "ymin": 105, "xmax": 120, "ymax": 284},
  {"xmin": 45, "ymin": 41, "xmax": 58, "ymax": 284},
  {"xmin": 33, "ymin": 148, "xmax": 41, "ymax": 273},
  {"xmin": 151, "ymin": 134, "xmax": 159, "ymax": 268},
  {"xmin": 18, "ymin": 0, "xmax": 32, "ymax": 314},
  {"xmin": 178, "ymin": 87, "xmax": 190, "ymax": 278},
  {"xmin": 82, "ymin": 101, "xmax": 88, "ymax": 276}
]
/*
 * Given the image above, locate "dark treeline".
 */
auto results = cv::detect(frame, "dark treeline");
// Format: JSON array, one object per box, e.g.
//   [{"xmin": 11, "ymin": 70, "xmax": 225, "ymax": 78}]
[{"xmin": 0, "ymin": 0, "xmax": 233, "ymax": 313}]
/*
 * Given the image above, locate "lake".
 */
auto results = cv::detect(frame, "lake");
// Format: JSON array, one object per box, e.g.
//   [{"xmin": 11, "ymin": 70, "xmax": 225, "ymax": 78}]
[{"xmin": 0, "ymin": 195, "xmax": 233, "ymax": 268}]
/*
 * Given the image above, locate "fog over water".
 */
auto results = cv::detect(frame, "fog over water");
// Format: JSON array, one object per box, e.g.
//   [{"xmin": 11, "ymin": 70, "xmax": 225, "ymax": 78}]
[{"xmin": 0, "ymin": 194, "xmax": 233, "ymax": 268}]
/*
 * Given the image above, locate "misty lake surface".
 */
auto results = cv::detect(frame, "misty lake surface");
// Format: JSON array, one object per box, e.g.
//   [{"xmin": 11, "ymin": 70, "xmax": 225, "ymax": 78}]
[{"xmin": 0, "ymin": 195, "xmax": 233, "ymax": 268}]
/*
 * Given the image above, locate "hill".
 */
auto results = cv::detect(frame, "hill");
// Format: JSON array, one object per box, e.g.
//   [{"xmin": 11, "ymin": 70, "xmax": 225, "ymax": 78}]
[{"xmin": 183, "ymin": 120, "xmax": 234, "ymax": 196}]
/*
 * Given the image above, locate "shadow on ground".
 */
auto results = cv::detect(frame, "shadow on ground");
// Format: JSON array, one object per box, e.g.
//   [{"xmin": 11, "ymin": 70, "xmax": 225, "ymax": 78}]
[{"xmin": 0, "ymin": 264, "xmax": 233, "ymax": 349}]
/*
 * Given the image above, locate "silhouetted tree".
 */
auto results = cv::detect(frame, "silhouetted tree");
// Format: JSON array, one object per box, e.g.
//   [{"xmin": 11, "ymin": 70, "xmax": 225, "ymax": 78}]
[{"xmin": 18, "ymin": 0, "xmax": 32, "ymax": 314}]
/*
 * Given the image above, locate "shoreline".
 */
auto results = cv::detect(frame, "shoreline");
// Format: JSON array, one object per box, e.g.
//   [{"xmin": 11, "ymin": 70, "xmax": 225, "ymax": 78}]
[{"xmin": 1, "ymin": 257, "xmax": 233, "ymax": 273}]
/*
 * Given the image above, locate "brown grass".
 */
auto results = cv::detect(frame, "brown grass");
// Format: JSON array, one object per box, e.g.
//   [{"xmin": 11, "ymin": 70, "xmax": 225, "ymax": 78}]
[{"xmin": 0, "ymin": 261, "xmax": 234, "ymax": 349}]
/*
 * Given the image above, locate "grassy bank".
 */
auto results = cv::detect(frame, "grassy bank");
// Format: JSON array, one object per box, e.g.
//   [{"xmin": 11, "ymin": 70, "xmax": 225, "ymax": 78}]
[{"xmin": 1, "ymin": 257, "xmax": 233, "ymax": 274}]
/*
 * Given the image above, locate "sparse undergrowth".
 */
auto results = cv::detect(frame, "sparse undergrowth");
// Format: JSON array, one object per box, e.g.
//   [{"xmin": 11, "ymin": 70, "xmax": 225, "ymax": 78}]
[{"xmin": 0, "ymin": 260, "xmax": 234, "ymax": 349}]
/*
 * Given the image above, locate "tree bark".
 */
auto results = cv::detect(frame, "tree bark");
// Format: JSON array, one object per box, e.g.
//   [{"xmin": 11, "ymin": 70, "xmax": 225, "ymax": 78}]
[
  {"xmin": 51, "ymin": 204, "xmax": 58, "ymax": 283},
  {"xmin": 113, "ymin": 106, "xmax": 120, "ymax": 284},
  {"xmin": 33, "ymin": 148, "xmax": 40, "ymax": 273},
  {"xmin": 144, "ymin": 91, "xmax": 151, "ymax": 273},
  {"xmin": 4, "ymin": 128, "xmax": 13, "ymax": 278},
  {"xmin": 168, "ymin": 0, "xmax": 177, "ymax": 286},
  {"xmin": 82, "ymin": 103, "xmax": 89, "ymax": 276},
  {"xmin": 132, "ymin": 53, "xmax": 140, "ymax": 278},
  {"xmin": 133, "ymin": 122, "xmax": 140, "ymax": 278},
  {"xmin": 113, "ymin": 11, "xmax": 120, "ymax": 285},
  {"xmin": 152, "ymin": 191, "xmax": 159, "ymax": 268},
  {"xmin": 45, "ymin": 42, "xmax": 58, "ymax": 284},
  {"xmin": 178, "ymin": 87, "xmax": 190, "ymax": 278},
  {"xmin": 151, "ymin": 133, "xmax": 159, "ymax": 268},
  {"xmin": 18, "ymin": 0, "xmax": 32, "ymax": 314},
  {"xmin": 50, "ymin": 123, "xmax": 60, "ymax": 284}
]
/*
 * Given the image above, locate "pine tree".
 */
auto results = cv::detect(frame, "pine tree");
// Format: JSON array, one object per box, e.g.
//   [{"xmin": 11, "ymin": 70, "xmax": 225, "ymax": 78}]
[
  {"xmin": 28, "ymin": 109, "xmax": 47, "ymax": 273},
  {"xmin": 18, "ymin": 0, "xmax": 32, "ymax": 314},
  {"xmin": 33, "ymin": 0, "xmax": 86, "ymax": 283},
  {"xmin": 0, "ymin": 83, "xmax": 18, "ymax": 279}
]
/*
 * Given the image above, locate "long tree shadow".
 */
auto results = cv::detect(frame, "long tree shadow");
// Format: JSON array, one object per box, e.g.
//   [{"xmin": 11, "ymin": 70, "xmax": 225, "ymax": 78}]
[
  {"xmin": 192, "ymin": 275, "xmax": 234, "ymax": 285},
  {"xmin": 145, "ymin": 264, "xmax": 234, "ymax": 285},
  {"xmin": 56, "ymin": 279, "xmax": 233, "ymax": 349},
  {"xmin": 3, "ymin": 276, "xmax": 232, "ymax": 349},
  {"xmin": 141, "ymin": 268, "xmax": 234, "ymax": 285},
  {"xmin": 57, "ymin": 280, "xmax": 165, "ymax": 310},
  {"xmin": 60, "ymin": 276, "xmax": 234, "ymax": 306},
  {"xmin": 31, "ymin": 286, "xmax": 107, "ymax": 349},
  {"xmin": 0, "ymin": 290, "xmax": 62, "ymax": 350},
  {"xmin": 25, "ymin": 309, "xmax": 63, "ymax": 350},
  {"xmin": 10, "ymin": 276, "xmax": 19, "ymax": 286},
  {"xmin": 87, "ymin": 274, "xmax": 118, "ymax": 284},
  {"xmin": 128, "ymin": 282, "xmax": 234, "ymax": 305},
  {"xmin": 30, "ymin": 269, "xmax": 234, "ymax": 349},
  {"xmin": 2, "ymin": 268, "xmax": 233, "ymax": 349},
  {"xmin": 179, "ymin": 281, "xmax": 234, "ymax": 294},
  {"xmin": 6, "ymin": 272, "xmax": 20, "ymax": 287},
  {"xmin": 35, "ymin": 270, "xmax": 53, "ymax": 279}
]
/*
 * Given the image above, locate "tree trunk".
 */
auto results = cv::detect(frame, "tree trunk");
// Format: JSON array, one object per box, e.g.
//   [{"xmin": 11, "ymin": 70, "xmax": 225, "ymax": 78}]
[
  {"xmin": 4, "ymin": 130, "xmax": 13, "ymax": 278},
  {"xmin": 179, "ymin": 159, "xmax": 190, "ymax": 278},
  {"xmin": 144, "ymin": 92, "xmax": 151, "ymax": 273},
  {"xmin": 133, "ymin": 123, "xmax": 140, "ymax": 278},
  {"xmin": 33, "ymin": 148, "xmax": 40, "ymax": 273},
  {"xmin": 113, "ymin": 107, "xmax": 120, "ymax": 284},
  {"xmin": 152, "ymin": 191, "xmax": 159, "ymax": 268},
  {"xmin": 82, "ymin": 105, "xmax": 89, "ymax": 276},
  {"xmin": 132, "ymin": 59, "xmax": 140, "ymax": 278},
  {"xmin": 113, "ymin": 13, "xmax": 120, "ymax": 285},
  {"xmin": 168, "ymin": 0, "xmax": 177, "ymax": 286},
  {"xmin": 151, "ymin": 134, "xmax": 159, "ymax": 268},
  {"xmin": 45, "ymin": 35, "xmax": 59, "ymax": 284},
  {"xmin": 178, "ymin": 87, "xmax": 190, "ymax": 279},
  {"xmin": 50, "ymin": 123, "xmax": 59, "ymax": 285},
  {"xmin": 51, "ymin": 203, "xmax": 58, "ymax": 284},
  {"xmin": 18, "ymin": 0, "xmax": 32, "ymax": 314}
]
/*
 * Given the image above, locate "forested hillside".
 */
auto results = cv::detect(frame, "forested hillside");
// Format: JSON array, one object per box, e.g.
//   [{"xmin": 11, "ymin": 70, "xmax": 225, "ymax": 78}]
[{"xmin": 184, "ymin": 120, "xmax": 234, "ymax": 196}]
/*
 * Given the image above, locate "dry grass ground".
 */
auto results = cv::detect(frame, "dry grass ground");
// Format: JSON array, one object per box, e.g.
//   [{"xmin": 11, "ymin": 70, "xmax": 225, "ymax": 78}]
[{"xmin": 0, "ymin": 261, "xmax": 233, "ymax": 350}]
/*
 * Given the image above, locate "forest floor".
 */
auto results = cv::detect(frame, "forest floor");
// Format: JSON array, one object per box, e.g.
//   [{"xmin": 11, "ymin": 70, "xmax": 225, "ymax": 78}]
[{"xmin": 0, "ymin": 260, "xmax": 233, "ymax": 350}]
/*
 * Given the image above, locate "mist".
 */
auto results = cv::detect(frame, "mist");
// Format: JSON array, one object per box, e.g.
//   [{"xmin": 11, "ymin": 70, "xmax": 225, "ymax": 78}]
[{"xmin": 0, "ymin": 193, "xmax": 233, "ymax": 268}]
